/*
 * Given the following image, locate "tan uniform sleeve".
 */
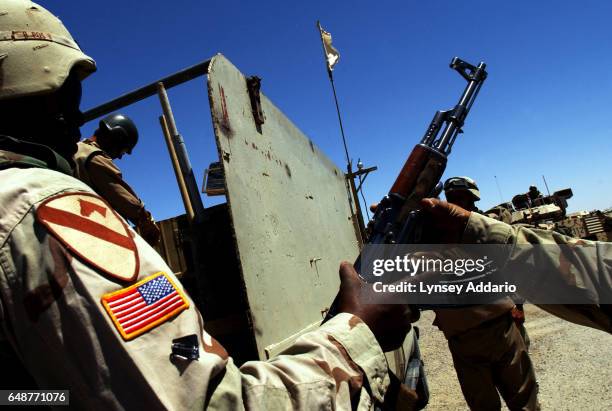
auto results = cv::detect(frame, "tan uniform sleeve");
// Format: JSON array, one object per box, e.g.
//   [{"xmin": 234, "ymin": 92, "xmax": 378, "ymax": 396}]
[
  {"xmin": 0, "ymin": 172, "xmax": 391, "ymax": 410},
  {"xmin": 484, "ymin": 207, "xmax": 512, "ymax": 224},
  {"xmin": 86, "ymin": 153, "xmax": 145, "ymax": 224},
  {"xmin": 213, "ymin": 313, "xmax": 389, "ymax": 410},
  {"xmin": 463, "ymin": 213, "xmax": 612, "ymax": 333}
]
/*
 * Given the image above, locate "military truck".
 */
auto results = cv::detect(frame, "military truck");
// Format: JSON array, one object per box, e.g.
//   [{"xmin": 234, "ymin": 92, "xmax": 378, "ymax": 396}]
[{"xmin": 82, "ymin": 54, "xmax": 417, "ymax": 376}]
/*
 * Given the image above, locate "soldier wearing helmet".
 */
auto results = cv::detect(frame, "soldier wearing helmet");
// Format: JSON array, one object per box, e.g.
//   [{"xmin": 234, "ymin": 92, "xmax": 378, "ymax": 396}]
[
  {"xmin": 0, "ymin": 1, "xmax": 415, "ymax": 408},
  {"xmin": 74, "ymin": 113, "xmax": 160, "ymax": 246},
  {"xmin": 433, "ymin": 176, "xmax": 538, "ymax": 410},
  {"xmin": 0, "ymin": 2, "xmax": 95, "ymax": 161},
  {"xmin": 443, "ymin": 176, "xmax": 481, "ymax": 211},
  {"xmin": 0, "ymin": 0, "xmax": 96, "ymax": 390}
]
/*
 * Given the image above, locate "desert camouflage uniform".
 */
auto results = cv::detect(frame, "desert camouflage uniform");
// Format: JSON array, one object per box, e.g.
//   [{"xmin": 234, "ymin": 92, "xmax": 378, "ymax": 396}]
[
  {"xmin": 74, "ymin": 138, "xmax": 148, "ymax": 226},
  {"xmin": 484, "ymin": 206, "xmax": 531, "ymax": 347},
  {"xmin": 0, "ymin": 137, "xmax": 396, "ymax": 410},
  {"xmin": 464, "ymin": 212, "xmax": 612, "ymax": 334},
  {"xmin": 432, "ymin": 206, "xmax": 538, "ymax": 411},
  {"xmin": 433, "ymin": 291, "xmax": 537, "ymax": 410},
  {"xmin": 484, "ymin": 206, "xmax": 513, "ymax": 224}
]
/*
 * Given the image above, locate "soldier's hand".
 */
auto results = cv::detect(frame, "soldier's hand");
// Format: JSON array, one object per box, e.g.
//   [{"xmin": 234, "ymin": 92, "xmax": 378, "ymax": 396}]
[
  {"xmin": 336, "ymin": 261, "xmax": 417, "ymax": 352},
  {"xmin": 138, "ymin": 215, "xmax": 161, "ymax": 246},
  {"xmin": 141, "ymin": 223, "xmax": 161, "ymax": 246},
  {"xmin": 369, "ymin": 199, "xmax": 471, "ymax": 243},
  {"xmin": 419, "ymin": 198, "xmax": 471, "ymax": 243}
]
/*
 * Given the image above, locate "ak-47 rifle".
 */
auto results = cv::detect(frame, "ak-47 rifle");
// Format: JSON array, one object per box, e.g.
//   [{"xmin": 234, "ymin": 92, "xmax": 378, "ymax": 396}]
[{"xmin": 323, "ymin": 56, "xmax": 488, "ymax": 408}]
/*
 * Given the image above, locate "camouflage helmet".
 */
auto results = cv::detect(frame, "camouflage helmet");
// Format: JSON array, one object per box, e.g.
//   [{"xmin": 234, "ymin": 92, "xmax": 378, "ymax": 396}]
[
  {"xmin": 443, "ymin": 176, "xmax": 481, "ymax": 201},
  {"xmin": 0, "ymin": 0, "xmax": 96, "ymax": 101}
]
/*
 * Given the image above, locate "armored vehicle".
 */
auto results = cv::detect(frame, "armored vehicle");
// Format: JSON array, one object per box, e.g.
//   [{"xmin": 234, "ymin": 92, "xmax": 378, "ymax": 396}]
[{"xmin": 486, "ymin": 185, "xmax": 611, "ymax": 241}]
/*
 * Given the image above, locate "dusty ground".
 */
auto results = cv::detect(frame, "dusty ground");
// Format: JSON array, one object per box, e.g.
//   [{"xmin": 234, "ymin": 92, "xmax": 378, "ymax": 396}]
[{"xmin": 415, "ymin": 305, "xmax": 612, "ymax": 410}]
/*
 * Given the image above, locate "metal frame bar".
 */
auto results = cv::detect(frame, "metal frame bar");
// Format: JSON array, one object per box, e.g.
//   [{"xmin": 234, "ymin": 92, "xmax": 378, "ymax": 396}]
[
  {"xmin": 159, "ymin": 114, "xmax": 194, "ymax": 221},
  {"xmin": 157, "ymin": 82, "xmax": 206, "ymax": 222},
  {"xmin": 83, "ymin": 59, "xmax": 211, "ymax": 122}
]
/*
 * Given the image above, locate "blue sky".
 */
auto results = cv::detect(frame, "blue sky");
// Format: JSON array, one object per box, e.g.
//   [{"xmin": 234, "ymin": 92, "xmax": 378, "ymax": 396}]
[{"xmin": 43, "ymin": 0, "xmax": 611, "ymax": 220}]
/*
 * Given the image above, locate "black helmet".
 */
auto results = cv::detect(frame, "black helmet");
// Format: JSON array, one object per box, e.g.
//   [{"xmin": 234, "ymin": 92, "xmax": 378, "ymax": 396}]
[{"xmin": 97, "ymin": 113, "xmax": 139, "ymax": 154}]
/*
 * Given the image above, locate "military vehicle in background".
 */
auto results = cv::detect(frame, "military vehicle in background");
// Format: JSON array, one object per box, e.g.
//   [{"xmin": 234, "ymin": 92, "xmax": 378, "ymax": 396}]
[
  {"xmin": 485, "ymin": 185, "xmax": 612, "ymax": 241},
  {"xmin": 556, "ymin": 209, "xmax": 612, "ymax": 241}
]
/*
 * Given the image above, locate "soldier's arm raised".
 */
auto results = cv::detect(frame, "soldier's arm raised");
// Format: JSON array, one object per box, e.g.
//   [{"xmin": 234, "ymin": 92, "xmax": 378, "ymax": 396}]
[
  {"xmin": 421, "ymin": 198, "xmax": 612, "ymax": 333},
  {"xmin": 462, "ymin": 211, "xmax": 612, "ymax": 333}
]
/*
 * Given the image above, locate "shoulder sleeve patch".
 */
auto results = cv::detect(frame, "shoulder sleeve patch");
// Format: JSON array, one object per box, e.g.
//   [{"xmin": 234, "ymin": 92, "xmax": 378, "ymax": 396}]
[
  {"xmin": 36, "ymin": 192, "xmax": 139, "ymax": 282},
  {"xmin": 101, "ymin": 272, "xmax": 189, "ymax": 340}
]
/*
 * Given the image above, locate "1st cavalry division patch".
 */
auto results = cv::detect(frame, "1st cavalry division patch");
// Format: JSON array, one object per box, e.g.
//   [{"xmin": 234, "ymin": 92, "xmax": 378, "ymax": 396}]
[
  {"xmin": 36, "ymin": 192, "xmax": 139, "ymax": 282},
  {"xmin": 101, "ymin": 272, "xmax": 189, "ymax": 340}
]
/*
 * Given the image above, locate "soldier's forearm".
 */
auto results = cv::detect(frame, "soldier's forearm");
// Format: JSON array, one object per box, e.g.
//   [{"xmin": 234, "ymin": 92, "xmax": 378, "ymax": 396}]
[{"xmin": 463, "ymin": 213, "xmax": 612, "ymax": 332}]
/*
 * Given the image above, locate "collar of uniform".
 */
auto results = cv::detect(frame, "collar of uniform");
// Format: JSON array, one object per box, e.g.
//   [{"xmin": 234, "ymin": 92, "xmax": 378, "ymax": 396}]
[
  {"xmin": 82, "ymin": 137, "xmax": 111, "ymax": 158},
  {"xmin": 0, "ymin": 135, "xmax": 73, "ymax": 175},
  {"xmin": 82, "ymin": 137, "xmax": 98, "ymax": 146}
]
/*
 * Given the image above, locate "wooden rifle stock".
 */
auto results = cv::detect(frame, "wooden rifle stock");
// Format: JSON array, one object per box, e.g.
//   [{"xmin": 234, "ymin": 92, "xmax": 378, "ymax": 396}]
[{"xmin": 321, "ymin": 57, "xmax": 487, "ymax": 410}]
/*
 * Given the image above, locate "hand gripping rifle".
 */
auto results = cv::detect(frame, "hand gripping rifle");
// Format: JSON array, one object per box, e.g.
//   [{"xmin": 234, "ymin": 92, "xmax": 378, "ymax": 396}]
[{"xmin": 323, "ymin": 57, "xmax": 487, "ymax": 409}]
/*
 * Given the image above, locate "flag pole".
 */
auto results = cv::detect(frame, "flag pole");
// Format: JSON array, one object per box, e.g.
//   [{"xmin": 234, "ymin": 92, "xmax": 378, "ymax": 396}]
[{"xmin": 317, "ymin": 21, "xmax": 366, "ymax": 242}]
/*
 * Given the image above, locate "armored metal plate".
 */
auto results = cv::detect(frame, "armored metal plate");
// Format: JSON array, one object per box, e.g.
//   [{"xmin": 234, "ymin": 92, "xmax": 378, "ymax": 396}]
[{"xmin": 207, "ymin": 54, "xmax": 360, "ymax": 359}]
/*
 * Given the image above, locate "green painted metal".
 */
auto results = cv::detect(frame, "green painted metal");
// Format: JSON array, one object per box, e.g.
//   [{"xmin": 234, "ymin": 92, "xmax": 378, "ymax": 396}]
[
  {"xmin": 206, "ymin": 54, "xmax": 415, "ymax": 375},
  {"xmin": 207, "ymin": 54, "xmax": 360, "ymax": 358}
]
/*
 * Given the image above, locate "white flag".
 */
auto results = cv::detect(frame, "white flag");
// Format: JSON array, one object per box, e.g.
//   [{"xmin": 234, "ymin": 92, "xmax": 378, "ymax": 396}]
[{"xmin": 318, "ymin": 22, "xmax": 340, "ymax": 71}]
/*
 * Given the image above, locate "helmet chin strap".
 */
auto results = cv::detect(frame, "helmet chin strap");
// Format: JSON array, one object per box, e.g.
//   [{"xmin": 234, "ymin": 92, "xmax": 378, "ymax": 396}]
[
  {"xmin": 41, "ymin": 72, "xmax": 84, "ymax": 162},
  {"xmin": 48, "ymin": 115, "xmax": 81, "ymax": 160}
]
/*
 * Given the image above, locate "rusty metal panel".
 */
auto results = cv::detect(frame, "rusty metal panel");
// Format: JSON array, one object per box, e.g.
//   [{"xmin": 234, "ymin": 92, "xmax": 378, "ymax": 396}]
[{"xmin": 207, "ymin": 54, "xmax": 360, "ymax": 359}]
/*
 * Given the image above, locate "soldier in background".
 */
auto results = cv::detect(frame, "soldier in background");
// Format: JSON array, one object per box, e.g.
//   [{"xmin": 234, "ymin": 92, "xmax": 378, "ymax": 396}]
[
  {"xmin": 432, "ymin": 177, "xmax": 538, "ymax": 410},
  {"xmin": 528, "ymin": 185, "xmax": 542, "ymax": 203},
  {"xmin": 0, "ymin": 1, "xmax": 417, "ymax": 409},
  {"xmin": 446, "ymin": 176, "xmax": 530, "ymax": 347},
  {"xmin": 74, "ymin": 114, "xmax": 161, "ymax": 246}
]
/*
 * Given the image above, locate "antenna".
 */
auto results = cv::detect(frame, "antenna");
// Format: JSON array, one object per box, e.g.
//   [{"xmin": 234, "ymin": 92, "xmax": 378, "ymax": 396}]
[
  {"xmin": 494, "ymin": 175, "xmax": 504, "ymax": 203},
  {"xmin": 542, "ymin": 175, "xmax": 551, "ymax": 196}
]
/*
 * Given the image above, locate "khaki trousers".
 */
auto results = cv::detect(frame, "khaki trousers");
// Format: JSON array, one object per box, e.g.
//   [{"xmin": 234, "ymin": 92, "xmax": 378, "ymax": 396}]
[{"xmin": 447, "ymin": 313, "xmax": 538, "ymax": 411}]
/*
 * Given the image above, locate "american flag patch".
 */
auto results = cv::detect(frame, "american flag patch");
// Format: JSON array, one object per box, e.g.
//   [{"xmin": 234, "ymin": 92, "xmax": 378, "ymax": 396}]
[{"xmin": 101, "ymin": 272, "xmax": 189, "ymax": 340}]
